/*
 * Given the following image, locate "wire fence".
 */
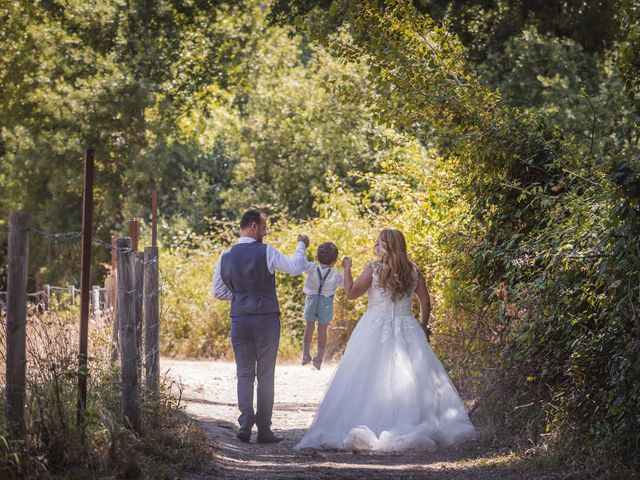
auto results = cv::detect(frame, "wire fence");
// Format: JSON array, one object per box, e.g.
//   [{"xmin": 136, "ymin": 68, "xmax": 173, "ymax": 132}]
[
  {"xmin": 0, "ymin": 223, "xmax": 113, "ymax": 250},
  {"xmin": 0, "ymin": 223, "xmax": 115, "ymax": 323},
  {"xmin": 3, "ymin": 214, "xmax": 162, "ymax": 435},
  {"xmin": 0, "ymin": 284, "xmax": 114, "ymax": 331}
]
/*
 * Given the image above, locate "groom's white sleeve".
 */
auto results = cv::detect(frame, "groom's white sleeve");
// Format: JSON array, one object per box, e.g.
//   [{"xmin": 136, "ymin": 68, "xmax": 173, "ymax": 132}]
[
  {"xmin": 266, "ymin": 241, "xmax": 307, "ymax": 275},
  {"xmin": 212, "ymin": 256, "xmax": 232, "ymax": 301}
]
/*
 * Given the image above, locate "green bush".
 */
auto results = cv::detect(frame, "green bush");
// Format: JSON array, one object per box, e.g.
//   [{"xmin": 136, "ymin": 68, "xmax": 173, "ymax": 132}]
[
  {"xmin": 160, "ymin": 191, "xmax": 378, "ymax": 360},
  {"xmin": 299, "ymin": 0, "xmax": 640, "ymax": 470}
]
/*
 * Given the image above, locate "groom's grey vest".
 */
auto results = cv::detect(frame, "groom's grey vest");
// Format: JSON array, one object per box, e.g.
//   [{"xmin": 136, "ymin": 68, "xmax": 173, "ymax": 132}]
[{"xmin": 219, "ymin": 242, "xmax": 280, "ymax": 317}]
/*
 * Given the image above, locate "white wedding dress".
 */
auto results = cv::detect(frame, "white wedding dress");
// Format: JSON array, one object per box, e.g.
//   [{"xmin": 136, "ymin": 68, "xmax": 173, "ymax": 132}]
[{"xmin": 294, "ymin": 264, "xmax": 477, "ymax": 452}]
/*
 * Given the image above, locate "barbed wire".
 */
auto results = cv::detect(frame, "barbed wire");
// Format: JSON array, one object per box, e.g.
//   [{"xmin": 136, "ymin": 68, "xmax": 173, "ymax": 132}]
[
  {"xmin": 92, "ymin": 237, "xmax": 113, "ymax": 250},
  {"xmin": 32, "ymin": 227, "xmax": 81, "ymax": 239},
  {"xmin": 1, "ymin": 224, "xmax": 120, "ymax": 251}
]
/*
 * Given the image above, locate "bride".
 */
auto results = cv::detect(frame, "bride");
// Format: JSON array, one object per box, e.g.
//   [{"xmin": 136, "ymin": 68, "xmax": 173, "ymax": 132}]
[{"xmin": 294, "ymin": 229, "xmax": 476, "ymax": 452}]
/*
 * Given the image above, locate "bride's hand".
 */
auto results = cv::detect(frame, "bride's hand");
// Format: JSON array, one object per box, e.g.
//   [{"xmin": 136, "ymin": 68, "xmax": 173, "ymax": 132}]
[{"xmin": 342, "ymin": 257, "xmax": 352, "ymax": 270}]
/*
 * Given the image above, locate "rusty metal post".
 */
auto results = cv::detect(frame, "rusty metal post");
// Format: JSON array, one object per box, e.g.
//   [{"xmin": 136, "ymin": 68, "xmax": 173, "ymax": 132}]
[
  {"xmin": 129, "ymin": 218, "xmax": 139, "ymax": 252},
  {"xmin": 77, "ymin": 148, "xmax": 94, "ymax": 429},
  {"xmin": 152, "ymin": 191, "xmax": 158, "ymax": 247},
  {"xmin": 111, "ymin": 235, "xmax": 117, "ymax": 270}
]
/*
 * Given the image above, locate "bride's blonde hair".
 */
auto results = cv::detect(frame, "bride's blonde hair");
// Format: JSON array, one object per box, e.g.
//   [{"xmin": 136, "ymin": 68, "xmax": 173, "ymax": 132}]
[{"xmin": 376, "ymin": 229, "xmax": 418, "ymax": 301}]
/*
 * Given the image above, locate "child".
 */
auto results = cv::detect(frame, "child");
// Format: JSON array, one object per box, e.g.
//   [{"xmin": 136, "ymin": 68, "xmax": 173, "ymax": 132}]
[{"xmin": 302, "ymin": 242, "xmax": 343, "ymax": 369}]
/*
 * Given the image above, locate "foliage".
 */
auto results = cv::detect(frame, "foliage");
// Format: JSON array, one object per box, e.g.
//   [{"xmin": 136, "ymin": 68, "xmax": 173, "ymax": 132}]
[
  {"xmin": 299, "ymin": 0, "xmax": 640, "ymax": 470},
  {"xmin": 0, "ymin": 0, "xmax": 236, "ymax": 284},
  {"xmin": 160, "ymin": 190, "xmax": 378, "ymax": 359},
  {"xmin": 160, "ymin": 232, "xmax": 232, "ymax": 358},
  {"xmin": 3, "ymin": 0, "xmax": 640, "ymax": 473},
  {"xmin": 0, "ymin": 0, "xmax": 389, "ymax": 288}
]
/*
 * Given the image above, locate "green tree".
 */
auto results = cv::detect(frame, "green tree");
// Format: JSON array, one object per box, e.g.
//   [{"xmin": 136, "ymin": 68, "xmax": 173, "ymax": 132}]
[{"xmin": 301, "ymin": 0, "xmax": 640, "ymax": 468}]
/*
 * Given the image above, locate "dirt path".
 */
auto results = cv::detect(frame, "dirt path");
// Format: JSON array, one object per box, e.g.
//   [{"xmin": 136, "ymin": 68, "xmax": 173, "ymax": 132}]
[{"xmin": 161, "ymin": 358, "xmax": 558, "ymax": 480}]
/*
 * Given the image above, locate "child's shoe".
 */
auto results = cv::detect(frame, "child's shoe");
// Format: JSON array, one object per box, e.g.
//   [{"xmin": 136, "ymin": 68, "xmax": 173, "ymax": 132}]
[
  {"xmin": 312, "ymin": 348, "xmax": 324, "ymax": 370},
  {"xmin": 302, "ymin": 341, "xmax": 312, "ymax": 365}
]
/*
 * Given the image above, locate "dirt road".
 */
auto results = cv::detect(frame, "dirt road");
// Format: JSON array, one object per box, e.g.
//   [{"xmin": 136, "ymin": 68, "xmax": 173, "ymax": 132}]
[{"xmin": 161, "ymin": 358, "xmax": 558, "ymax": 479}]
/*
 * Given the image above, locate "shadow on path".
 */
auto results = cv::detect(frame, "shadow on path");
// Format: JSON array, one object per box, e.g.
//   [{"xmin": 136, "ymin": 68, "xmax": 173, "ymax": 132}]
[
  {"xmin": 181, "ymin": 395, "xmax": 318, "ymax": 411},
  {"xmin": 163, "ymin": 359, "xmax": 558, "ymax": 480},
  {"xmin": 192, "ymin": 420, "xmax": 559, "ymax": 480}
]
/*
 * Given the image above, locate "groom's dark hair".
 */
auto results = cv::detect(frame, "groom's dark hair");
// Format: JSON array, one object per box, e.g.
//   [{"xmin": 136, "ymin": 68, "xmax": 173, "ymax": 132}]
[{"xmin": 240, "ymin": 209, "xmax": 265, "ymax": 229}]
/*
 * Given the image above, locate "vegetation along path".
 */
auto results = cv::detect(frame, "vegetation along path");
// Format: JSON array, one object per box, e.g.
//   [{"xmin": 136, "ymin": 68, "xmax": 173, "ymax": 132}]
[{"xmin": 161, "ymin": 358, "xmax": 561, "ymax": 480}]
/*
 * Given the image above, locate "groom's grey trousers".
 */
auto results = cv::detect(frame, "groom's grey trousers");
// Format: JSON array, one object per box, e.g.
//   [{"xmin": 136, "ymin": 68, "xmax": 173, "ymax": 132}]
[
  {"xmin": 231, "ymin": 314, "xmax": 280, "ymax": 432},
  {"xmin": 217, "ymin": 240, "xmax": 297, "ymax": 433}
]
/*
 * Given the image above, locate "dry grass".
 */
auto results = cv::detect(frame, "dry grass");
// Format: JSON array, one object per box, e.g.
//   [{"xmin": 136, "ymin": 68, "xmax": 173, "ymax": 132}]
[{"xmin": 0, "ymin": 303, "xmax": 209, "ymax": 479}]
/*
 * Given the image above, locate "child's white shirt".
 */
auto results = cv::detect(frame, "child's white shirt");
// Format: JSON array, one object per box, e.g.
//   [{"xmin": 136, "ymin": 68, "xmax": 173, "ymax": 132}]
[{"xmin": 302, "ymin": 262, "xmax": 343, "ymax": 297}]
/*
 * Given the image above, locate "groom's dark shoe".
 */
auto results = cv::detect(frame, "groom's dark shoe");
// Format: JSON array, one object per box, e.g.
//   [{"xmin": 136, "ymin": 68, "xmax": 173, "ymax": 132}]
[
  {"xmin": 256, "ymin": 430, "xmax": 283, "ymax": 444},
  {"xmin": 237, "ymin": 428, "xmax": 251, "ymax": 443}
]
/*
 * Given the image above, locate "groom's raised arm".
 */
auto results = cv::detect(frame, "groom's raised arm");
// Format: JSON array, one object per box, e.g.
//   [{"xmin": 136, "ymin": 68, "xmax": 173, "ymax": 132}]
[{"xmin": 266, "ymin": 235, "xmax": 309, "ymax": 275}]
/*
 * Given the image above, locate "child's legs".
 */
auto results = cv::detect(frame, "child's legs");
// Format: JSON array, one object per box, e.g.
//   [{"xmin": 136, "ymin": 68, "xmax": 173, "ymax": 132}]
[
  {"xmin": 316, "ymin": 323, "xmax": 328, "ymax": 351},
  {"xmin": 303, "ymin": 321, "xmax": 316, "ymax": 343},
  {"xmin": 315, "ymin": 296, "xmax": 333, "ymax": 353}
]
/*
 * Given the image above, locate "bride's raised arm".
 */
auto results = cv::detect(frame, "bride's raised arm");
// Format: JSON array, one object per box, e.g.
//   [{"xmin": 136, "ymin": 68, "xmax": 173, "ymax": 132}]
[{"xmin": 342, "ymin": 257, "xmax": 373, "ymax": 300}]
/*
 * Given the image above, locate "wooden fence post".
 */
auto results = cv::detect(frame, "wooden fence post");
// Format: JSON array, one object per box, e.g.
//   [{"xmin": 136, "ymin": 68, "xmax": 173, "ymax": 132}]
[
  {"xmin": 6, "ymin": 212, "xmax": 29, "ymax": 438},
  {"xmin": 44, "ymin": 284, "xmax": 50, "ymax": 310},
  {"xmin": 108, "ymin": 236, "xmax": 118, "ymax": 363},
  {"xmin": 129, "ymin": 219, "xmax": 143, "ymax": 377},
  {"xmin": 134, "ymin": 252, "xmax": 144, "ymax": 378},
  {"xmin": 144, "ymin": 246, "xmax": 159, "ymax": 394},
  {"xmin": 116, "ymin": 237, "xmax": 140, "ymax": 431},
  {"xmin": 92, "ymin": 285, "xmax": 101, "ymax": 323}
]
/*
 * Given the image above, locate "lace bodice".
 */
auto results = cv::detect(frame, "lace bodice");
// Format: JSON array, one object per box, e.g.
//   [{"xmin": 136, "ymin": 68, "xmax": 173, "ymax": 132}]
[{"xmin": 366, "ymin": 262, "xmax": 417, "ymax": 317}]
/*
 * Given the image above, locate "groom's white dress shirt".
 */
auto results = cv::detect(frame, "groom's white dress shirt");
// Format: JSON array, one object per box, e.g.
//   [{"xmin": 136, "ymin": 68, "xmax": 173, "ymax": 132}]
[{"xmin": 212, "ymin": 236, "xmax": 308, "ymax": 301}]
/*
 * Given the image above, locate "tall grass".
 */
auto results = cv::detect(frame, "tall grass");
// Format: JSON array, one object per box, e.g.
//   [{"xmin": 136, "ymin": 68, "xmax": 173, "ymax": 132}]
[{"xmin": 0, "ymin": 304, "xmax": 208, "ymax": 479}]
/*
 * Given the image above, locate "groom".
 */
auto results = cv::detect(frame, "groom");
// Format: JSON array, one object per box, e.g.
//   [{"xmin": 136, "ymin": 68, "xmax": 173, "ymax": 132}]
[{"xmin": 212, "ymin": 209, "xmax": 309, "ymax": 443}]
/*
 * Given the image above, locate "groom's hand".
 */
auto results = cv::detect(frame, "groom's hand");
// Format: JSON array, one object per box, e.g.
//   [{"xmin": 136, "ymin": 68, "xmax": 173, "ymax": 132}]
[
  {"xmin": 297, "ymin": 234, "xmax": 310, "ymax": 247},
  {"xmin": 342, "ymin": 257, "xmax": 352, "ymax": 270}
]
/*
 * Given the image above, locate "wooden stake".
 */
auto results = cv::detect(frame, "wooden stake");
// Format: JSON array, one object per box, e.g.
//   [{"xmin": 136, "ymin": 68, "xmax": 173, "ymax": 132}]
[
  {"xmin": 106, "ymin": 270, "xmax": 119, "ymax": 364},
  {"xmin": 116, "ymin": 237, "xmax": 140, "ymax": 431},
  {"xmin": 144, "ymin": 246, "xmax": 159, "ymax": 393},
  {"xmin": 6, "ymin": 212, "xmax": 29, "ymax": 438},
  {"xmin": 134, "ymin": 252, "xmax": 144, "ymax": 378},
  {"xmin": 44, "ymin": 284, "xmax": 51, "ymax": 311}
]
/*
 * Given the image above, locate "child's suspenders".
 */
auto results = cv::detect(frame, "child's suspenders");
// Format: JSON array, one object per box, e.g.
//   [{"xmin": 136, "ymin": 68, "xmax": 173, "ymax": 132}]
[{"xmin": 316, "ymin": 267, "xmax": 332, "ymax": 296}]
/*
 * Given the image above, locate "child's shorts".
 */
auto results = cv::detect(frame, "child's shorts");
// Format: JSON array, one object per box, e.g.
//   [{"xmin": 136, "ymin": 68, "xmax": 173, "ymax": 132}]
[{"xmin": 304, "ymin": 294, "xmax": 334, "ymax": 324}]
